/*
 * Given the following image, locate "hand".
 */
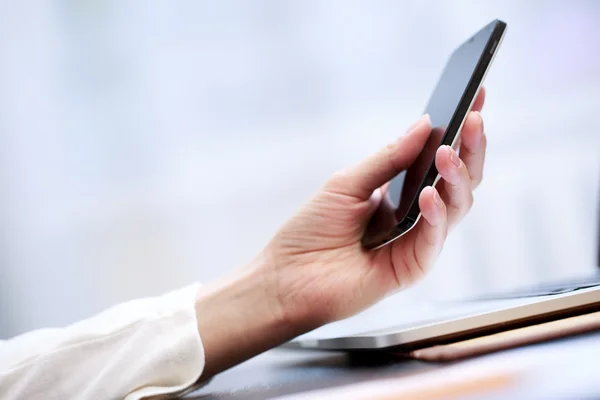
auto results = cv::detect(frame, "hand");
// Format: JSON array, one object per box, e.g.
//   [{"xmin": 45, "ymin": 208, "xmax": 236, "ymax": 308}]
[
  {"xmin": 264, "ymin": 88, "xmax": 487, "ymax": 326},
  {"xmin": 195, "ymin": 89, "xmax": 487, "ymax": 378}
]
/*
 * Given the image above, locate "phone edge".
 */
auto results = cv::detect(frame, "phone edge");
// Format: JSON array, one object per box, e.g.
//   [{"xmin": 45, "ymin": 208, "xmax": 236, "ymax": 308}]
[{"xmin": 366, "ymin": 21, "xmax": 507, "ymax": 251}]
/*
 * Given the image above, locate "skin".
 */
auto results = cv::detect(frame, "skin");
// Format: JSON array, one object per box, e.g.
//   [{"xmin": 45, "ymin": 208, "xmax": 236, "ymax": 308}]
[{"xmin": 196, "ymin": 88, "xmax": 487, "ymax": 379}]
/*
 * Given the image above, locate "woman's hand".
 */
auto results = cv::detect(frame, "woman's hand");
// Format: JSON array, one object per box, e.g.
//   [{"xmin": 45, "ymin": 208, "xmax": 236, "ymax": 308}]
[
  {"xmin": 196, "ymin": 89, "xmax": 487, "ymax": 378},
  {"xmin": 264, "ymin": 88, "xmax": 486, "ymax": 327}
]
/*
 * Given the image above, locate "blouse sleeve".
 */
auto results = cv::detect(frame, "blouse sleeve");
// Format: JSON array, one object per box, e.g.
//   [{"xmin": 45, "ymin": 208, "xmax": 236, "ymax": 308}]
[{"xmin": 0, "ymin": 283, "xmax": 206, "ymax": 400}]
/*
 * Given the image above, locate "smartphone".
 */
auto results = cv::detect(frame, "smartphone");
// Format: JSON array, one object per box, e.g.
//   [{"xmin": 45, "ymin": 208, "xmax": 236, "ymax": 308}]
[{"xmin": 362, "ymin": 19, "xmax": 507, "ymax": 250}]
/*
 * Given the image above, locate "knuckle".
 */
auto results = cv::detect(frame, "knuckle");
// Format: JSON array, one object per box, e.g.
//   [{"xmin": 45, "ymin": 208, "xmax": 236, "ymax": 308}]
[
  {"xmin": 450, "ymin": 190, "xmax": 473, "ymax": 218},
  {"xmin": 384, "ymin": 141, "xmax": 397, "ymax": 154},
  {"xmin": 383, "ymin": 143, "xmax": 397, "ymax": 167},
  {"xmin": 328, "ymin": 168, "xmax": 350, "ymax": 185}
]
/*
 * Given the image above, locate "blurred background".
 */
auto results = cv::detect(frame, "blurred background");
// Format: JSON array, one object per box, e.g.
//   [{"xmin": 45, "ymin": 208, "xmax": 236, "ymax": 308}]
[{"xmin": 1, "ymin": 1, "xmax": 599, "ymax": 338}]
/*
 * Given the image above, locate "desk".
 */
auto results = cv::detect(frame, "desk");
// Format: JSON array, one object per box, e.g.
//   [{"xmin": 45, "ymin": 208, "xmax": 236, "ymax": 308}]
[{"xmin": 190, "ymin": 330, "xmax": 600, "ymax": 399}]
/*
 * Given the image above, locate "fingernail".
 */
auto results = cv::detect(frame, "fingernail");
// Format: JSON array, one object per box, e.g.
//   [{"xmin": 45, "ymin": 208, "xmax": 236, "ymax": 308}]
[
  {"xmin": 449, "ymin": 146, "xmax": 461, "ymax": 167},
  {"xmin": 369, "ymin": 187, "xmax": 383, "ymax": 207},
  {"xmin": 433, "ymin": 188, "xmax": 443, "ymax": 208}
]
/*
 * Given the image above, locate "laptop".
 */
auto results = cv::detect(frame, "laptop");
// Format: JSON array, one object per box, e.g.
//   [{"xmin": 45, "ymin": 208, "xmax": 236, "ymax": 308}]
[{"xmin": 284, "ymin": 193, "xmax": 600, "ymax": 352}]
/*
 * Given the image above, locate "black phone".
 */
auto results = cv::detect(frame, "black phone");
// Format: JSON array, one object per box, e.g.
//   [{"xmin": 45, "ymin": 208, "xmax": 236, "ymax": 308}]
[{"xmin": 362, "ymin": 19, "xmax": 507, "ymax": 250}]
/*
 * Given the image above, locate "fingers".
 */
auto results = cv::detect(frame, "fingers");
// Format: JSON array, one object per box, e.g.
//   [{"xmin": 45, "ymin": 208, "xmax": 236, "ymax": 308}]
[
  {"xmin": 458, "ymin": 111, "xmax": 486, "ymax": 188},
  {"xmin": 407, "ymin": 186, "xmax": 448, "ymax": 279},
  {"xmin": 326, "ymin": 115, "xmax": 432, "ymax": 201},
  {"xmin": 471, "ymin": 86, "xmax": 486, "ymax": 113},
  {"xmin": 435, "ymin": 144, "xmax": 474, "ymax": 228}
]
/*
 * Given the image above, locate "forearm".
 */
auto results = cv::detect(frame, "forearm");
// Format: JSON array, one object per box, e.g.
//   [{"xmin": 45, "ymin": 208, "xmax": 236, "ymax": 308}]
[{"xmin": 195, "ymin": 253, "xmax": 313, "ymax": 378}]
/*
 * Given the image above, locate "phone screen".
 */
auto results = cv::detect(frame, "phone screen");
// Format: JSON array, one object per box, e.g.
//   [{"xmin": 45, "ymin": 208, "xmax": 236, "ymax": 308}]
[{"xmin": 363, "ymin": 21, "xmax": 502, "ymax": 248}]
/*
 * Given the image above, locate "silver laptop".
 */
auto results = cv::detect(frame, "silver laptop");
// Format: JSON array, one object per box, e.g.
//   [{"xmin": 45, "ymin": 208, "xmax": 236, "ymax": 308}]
[{"xmin": 285, "ymin": 203, "xmax": 600, "ymax": 351}]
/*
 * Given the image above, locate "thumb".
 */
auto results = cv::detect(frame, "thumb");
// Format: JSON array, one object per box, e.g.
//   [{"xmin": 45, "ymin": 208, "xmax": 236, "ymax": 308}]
[{"xmin": 326, "ymin": 114, "xmax": 432, "ymax": 201}]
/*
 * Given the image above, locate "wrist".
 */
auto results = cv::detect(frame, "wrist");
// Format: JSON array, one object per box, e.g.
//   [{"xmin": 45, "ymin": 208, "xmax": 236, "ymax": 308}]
[
  {"xmin": 257, "ymin": 249, "xmax": 328, "ymax": 333},
  {"xmin": 194, "ymin": 255, "xmax": 305, "ymax": 378}
]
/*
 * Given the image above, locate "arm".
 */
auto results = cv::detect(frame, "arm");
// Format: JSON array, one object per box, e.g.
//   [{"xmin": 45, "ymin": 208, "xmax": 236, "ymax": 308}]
[
  {"xmin": 0, "ymin": 285, "xmax": 205, "ymax": 400},
  {"xmin": 194, "ymin": 262, "xmax": 302, "ymax": 379},
  {"xmin": 196, "ymin": 89, "xmax": 487, "ymax": 379},
  {"xmin": 0, "ymin": 89, "xmax": 486, "ymax": 397}
]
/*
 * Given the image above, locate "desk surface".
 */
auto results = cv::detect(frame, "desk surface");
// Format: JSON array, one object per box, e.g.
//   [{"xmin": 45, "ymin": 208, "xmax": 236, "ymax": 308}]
[{"xmin": 191, "ymin": 330, "xmax": 600, "ymax": 399}]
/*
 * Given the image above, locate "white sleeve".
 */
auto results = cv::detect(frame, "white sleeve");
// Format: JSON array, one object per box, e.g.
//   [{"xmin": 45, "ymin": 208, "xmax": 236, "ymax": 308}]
[{"xmin": 0, "ymin": 284, "xmax": 206, "ymax": 400}]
